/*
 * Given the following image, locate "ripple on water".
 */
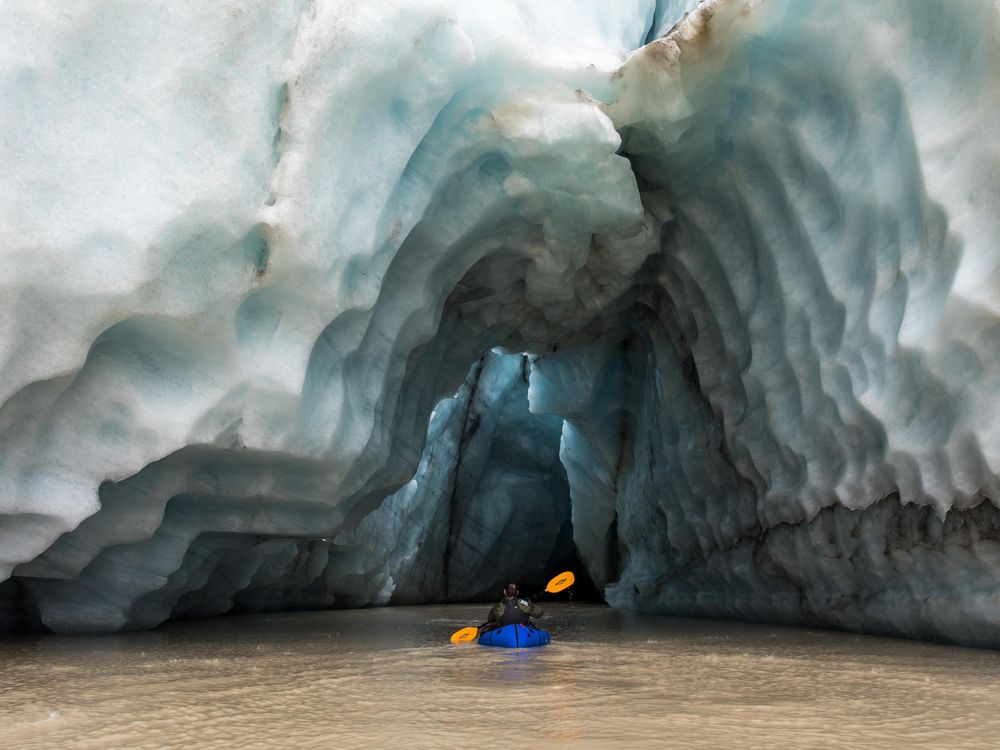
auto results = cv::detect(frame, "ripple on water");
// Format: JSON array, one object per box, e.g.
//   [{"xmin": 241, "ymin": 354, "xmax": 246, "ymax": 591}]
[{"xmin": 2, "ymin": 604, "xmax": 1000, "ymax": 749}]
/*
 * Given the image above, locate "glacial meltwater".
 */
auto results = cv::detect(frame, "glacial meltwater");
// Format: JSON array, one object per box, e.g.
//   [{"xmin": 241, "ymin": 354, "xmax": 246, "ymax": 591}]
[{"xmin": 2, "ymin": 603, "xmax": 999, "ymax": 749}]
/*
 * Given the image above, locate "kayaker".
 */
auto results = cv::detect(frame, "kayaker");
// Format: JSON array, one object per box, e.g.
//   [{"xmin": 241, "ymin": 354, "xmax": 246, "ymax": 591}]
[{"xmin": 485, "ymin": 583, "xmax": 543, "ymax": 628}]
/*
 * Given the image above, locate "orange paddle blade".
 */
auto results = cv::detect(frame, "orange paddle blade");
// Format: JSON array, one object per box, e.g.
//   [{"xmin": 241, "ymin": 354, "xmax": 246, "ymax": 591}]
[
  {"xmin": 450, "ymin": 626, "xmax": 480, "ymax": 644},
  {"xmin": 545, "ymin": 571, "xmax": 575, "ymax": 593}
]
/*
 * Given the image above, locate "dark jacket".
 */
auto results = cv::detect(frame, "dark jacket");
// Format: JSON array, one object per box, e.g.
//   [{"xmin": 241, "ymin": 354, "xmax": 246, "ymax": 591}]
[{"xmin": 487, "ymin": 596, "xmax": 544, "ymax": 627}]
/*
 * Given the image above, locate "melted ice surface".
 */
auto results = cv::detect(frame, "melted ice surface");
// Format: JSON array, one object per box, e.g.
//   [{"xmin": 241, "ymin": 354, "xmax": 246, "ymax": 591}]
[{"xmin": 2, "ymin": 0, "xmax": 1000, "ymax": 644}]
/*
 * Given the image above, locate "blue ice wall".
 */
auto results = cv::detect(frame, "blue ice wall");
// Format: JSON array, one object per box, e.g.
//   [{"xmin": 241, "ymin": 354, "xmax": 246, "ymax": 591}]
[
  {"xmin": 1, "ymin": 351, "xmax": 572, "ymax": 631},
  {"xmin": 349, "ymin": 351, "xmax": 574, "ymax": 604},
  {"xmin": 2, "ymin": 0, "xmax": 1000, "ymax": 645}
]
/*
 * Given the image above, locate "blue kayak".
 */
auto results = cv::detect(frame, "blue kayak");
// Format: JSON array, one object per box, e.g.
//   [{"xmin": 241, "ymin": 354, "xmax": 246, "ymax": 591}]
[{"xmin": 478, "ymin": 623, "xmax": 550, "ymax": 648}]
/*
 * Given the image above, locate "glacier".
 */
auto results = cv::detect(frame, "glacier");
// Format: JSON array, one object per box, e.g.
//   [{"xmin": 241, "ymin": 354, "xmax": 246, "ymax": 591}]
[{"xmin": 2, "ymin": 0, "xmax": 1000, "ymax": 646}]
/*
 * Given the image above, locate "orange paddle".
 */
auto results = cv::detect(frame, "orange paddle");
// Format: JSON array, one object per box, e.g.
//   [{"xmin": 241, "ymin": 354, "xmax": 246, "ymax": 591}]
[
  {"xmin": 544, "ymin": 571, "xmax": 574, "ymax": 594},
  {"xmin": 450, "ymin": 626, "xmax": 481, "ymax": 644}
]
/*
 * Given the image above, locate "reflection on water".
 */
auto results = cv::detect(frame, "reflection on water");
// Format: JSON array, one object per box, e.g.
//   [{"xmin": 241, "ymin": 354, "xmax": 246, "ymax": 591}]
[{"xmin": 3, "ymin": 603, "xmax": 1000, "ymax": 749}]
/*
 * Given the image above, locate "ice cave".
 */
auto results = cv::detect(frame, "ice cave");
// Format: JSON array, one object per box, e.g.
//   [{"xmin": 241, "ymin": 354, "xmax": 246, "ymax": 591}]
[{"xmin": 2, "ymin": 0, "xmax": 1000, "ymax": 648}]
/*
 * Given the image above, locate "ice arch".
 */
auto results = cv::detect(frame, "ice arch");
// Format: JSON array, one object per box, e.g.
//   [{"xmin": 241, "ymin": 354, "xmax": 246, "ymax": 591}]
[{"xmin": 2, "ymin": 0, "xmax": 1000, "ymax": 646}]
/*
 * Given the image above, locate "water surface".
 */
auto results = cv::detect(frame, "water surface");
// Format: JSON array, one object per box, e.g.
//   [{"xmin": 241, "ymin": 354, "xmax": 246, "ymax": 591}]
[{"xmin": 3, "ymin": 603, "xmax": 999, "ymax": 748}]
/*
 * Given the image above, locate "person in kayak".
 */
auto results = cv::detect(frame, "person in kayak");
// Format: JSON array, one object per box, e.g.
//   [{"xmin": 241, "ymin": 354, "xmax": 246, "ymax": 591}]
[{"xmin": 485, "ymin": 583, "xmax": 543, "ymax": 629}]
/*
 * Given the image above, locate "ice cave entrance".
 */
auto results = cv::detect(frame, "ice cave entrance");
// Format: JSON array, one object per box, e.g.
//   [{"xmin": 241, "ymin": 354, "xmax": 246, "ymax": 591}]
[{"xmin": 392, "ymin": 349, "xmax": 587, "ymax": 603}]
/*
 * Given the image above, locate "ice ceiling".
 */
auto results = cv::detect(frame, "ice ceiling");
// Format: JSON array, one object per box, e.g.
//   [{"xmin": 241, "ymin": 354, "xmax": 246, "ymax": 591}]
[{"xmin": 2, "ymin": 0, "xmax": 1000, "ymax": 645}]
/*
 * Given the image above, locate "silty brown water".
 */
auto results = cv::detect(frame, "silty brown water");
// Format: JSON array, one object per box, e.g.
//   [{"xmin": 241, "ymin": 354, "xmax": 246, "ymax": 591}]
[{"xmin": 3, "ymin": 602, "xmax": 1000, "ymax": 749}]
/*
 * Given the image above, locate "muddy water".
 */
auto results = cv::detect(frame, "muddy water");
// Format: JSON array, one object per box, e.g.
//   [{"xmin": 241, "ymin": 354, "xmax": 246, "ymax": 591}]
[{"xmin": 2, "ymin": 603, "xmax": 1000, "ymax": 749}]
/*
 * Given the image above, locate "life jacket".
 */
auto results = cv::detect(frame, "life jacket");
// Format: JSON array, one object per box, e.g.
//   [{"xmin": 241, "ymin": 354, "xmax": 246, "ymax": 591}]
[{"xmin": 498, "ymin": 597, "xmax": 532, "ymax": 626}]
